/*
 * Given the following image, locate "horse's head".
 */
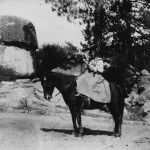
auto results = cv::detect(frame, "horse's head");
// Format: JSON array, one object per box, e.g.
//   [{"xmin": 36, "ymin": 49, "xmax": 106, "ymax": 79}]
[
  {"xmin": 42, "ymin": 78, "xmax": 55, "ymax": 101},
  {"xmin": 41, "ymin": 71, "xmax": 77, "ymax": 101}
]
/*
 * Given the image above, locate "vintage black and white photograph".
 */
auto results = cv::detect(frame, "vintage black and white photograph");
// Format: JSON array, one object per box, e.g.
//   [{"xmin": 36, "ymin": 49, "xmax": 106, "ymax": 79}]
[{"xmin": 0, "ymin": 0, "xmax": 150, "ymax": 150}]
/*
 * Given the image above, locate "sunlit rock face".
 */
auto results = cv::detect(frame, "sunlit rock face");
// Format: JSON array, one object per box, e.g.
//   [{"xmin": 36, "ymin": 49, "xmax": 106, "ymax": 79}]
[
  {"xmin": 0, "ymin": 45, "xmax": 36, "ymax": 76},
  {"xmin": 0, "ymin": 15, "xmax": 38, "ymax": 79}
]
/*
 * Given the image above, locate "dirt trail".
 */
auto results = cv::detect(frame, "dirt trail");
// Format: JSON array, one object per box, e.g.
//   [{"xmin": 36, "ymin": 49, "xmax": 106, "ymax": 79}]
[{"xmin": 0, "ymin": 112, "xmax": 149, "ymax": 150}]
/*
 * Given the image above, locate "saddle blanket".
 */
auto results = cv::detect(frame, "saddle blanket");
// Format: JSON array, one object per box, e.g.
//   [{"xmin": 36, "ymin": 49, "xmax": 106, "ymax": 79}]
[{"xmin": 76, "ymin": 71, "xmax": 111, "ymax": 103}]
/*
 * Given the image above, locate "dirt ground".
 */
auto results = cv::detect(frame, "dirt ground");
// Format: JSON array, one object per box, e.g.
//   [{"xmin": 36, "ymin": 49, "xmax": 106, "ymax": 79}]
[
  {"xmin": 0, "ymin": 79, "xmax": 150, "ymax": 150},
  {"xmin": 0, "ymin": 112, "xmax": 149, "ymax": 150}
]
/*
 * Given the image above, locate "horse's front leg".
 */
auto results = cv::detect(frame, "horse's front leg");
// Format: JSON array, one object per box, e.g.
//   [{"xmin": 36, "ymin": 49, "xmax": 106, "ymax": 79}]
[
  {"xmin": 69, "ymin": 105, "xmax": 79, "ymax": 137},
  {"xmin": 76, "ymin": 100, "xmax": 84, "ymax": 137},
  {"xmin": 76, "ymin": 112, "xmax": 83, "ymax": 137}
]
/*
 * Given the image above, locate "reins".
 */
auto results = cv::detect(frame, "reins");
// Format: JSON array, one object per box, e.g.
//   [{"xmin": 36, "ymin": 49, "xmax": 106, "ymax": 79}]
[
  {"xmin": 50, "ymin": 62, "xmax": 88, "ymax": 99},
  {"xmin": 33, "ymin": 87, "xmax": 70, "ymax": 121},
  {"xmin": 50, "ymin": 97, "xmax": 71, "ymax": 121},
  {"xmin": 46, "ymin": 73, "xmax": 85, "ymax": 121},
  {"xmin": 50, "ymin": 73, "xmax": 83, "ymax": 99},
  {"xmin": 33, "ymin": 72, "xmax": 83, "ymax": 101}
]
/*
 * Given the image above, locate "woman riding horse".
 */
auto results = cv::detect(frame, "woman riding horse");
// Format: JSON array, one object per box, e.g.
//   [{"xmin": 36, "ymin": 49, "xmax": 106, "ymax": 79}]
[
  {"xmin": 42, "ymin": 70, "xmax": 125, "ymax": 137},
  {"xmin": 75, "ymin": 56, "xmax": 111, "ymax": 104},
  {"xmin": 39, "ymin": 45, "xmax": 125, "ymax": 137}
]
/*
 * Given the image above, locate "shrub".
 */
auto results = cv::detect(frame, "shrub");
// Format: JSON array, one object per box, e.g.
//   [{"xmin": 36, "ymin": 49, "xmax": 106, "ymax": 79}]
[{"xmin": 0, "ymin": 65, "xmax": 16, "ymax": 82}]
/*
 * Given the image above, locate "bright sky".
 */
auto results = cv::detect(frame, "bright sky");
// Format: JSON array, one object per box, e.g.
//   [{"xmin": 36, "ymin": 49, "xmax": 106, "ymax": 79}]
[{"xmin": 0, "ymin": 0, "xmax": 85, "ymax": 48}]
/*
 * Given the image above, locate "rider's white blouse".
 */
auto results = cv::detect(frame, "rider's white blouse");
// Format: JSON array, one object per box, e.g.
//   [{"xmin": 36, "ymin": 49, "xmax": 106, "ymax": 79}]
[{"xmin": 89, "ymin": 57, "xmax": 104, "ymax": 73}]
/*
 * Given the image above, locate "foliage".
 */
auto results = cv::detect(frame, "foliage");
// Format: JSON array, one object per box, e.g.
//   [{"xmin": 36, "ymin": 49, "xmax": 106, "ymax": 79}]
[
  {"xmin": 0, "ymin": 65, "xmax": 16, "ymax": 82},
  {"xmin": 39, "ymin": 42, "xmax": 79, "ymax": 59},
  {"xmin": 43, "ymin": 0, "xmax": 150, "ymax": 93},
  {"xmin": 39, "ymin": 42, "xmax": 84, "ymax": 70},
  {"xmin": 45, "ymin": 0, "xmax": 150, "ymax": 70}
]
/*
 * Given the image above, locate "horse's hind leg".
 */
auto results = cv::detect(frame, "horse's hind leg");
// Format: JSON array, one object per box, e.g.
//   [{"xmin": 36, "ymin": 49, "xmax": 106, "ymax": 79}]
[
  {"xmin": 117, "ymin": 106, "xmax": 124, "ymax": 137},
  {"xmin": 113, "ymin": 112, "xmax": 123, "ymax": 137},
  {"xmin": 107, "ymin": 104, "xmax": 124, "ymax": 137}
]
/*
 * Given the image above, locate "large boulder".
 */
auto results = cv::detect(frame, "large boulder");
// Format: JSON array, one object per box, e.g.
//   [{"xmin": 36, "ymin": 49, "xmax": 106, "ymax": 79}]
[
  {"xmin": 138, "ymin": 69, "xmax": 150, "ymax": 90},
  {"xmin": 137, "ymin": 87, "xmax": 150, "ymax": 114},
  {"xmin": 141, "ymin": 69, "xmax": 150, "ymax": 76},
  {"xmin": 0, "ymin": 15, "xmax": 38, "ymax": 49},
  {"xmin": 0, "ymin": 79, "xmax": 68, "ymax": 115},
  {"xmin": 0, "ymin": 15, "xmax": 39, "ymax": 79},
  {"xmin": 138, "ymin": 87, "xmax": 150, "ymax": 105}
]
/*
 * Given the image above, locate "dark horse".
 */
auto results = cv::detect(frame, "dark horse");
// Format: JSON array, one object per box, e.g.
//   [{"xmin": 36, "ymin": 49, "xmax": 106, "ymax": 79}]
[{"xmin": 42, "ymin": 71, "xmax": 125, "ymax": 137}]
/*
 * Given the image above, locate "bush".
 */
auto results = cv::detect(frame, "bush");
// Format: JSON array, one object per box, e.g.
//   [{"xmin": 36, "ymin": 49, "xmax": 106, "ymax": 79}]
[
  {"xmin": 0, "ymin": 65, "xmax": 16, "ymax": 82},
  {"xmin": 38, "ymin": 42, "xmax": 84, "ymax": 71}
]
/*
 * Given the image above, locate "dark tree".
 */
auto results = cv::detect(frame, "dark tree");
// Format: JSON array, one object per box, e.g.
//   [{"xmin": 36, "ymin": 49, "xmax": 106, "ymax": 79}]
[{"xmin": 45, "ymin": 0, "xmax": 150, "ymax": 70}]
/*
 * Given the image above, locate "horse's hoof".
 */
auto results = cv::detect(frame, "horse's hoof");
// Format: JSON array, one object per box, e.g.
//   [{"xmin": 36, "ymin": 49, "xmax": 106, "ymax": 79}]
[
  {"xmin": 79, "ymin": 133, "xmax": 84, "ymax": 137},
  {"xmin": 72, "ymin": 131, "xmax": 79, "ymax": 137},
  {"xmin": 73, "ymin": 133, "xmax": 79, "ymax": 137},
  {"xmin": 113, "ymin": 133, "xmax": 121, "ymax": 137}
]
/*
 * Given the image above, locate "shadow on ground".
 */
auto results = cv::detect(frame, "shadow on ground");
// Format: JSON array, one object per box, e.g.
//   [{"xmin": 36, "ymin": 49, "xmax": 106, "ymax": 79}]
[{"xmin": 40, "ymin": 127, "xmax": 113, "ymax": 136}]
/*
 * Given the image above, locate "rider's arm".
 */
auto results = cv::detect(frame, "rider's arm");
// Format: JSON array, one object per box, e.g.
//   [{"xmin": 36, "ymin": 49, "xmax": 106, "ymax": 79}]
[
  {"xmin": 88, "ymin": 59, "xmax": 97, "ymax": 72},
  {"xmin": 96, "ymin": 59, "xmax": 104, "ymax": 73}
]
